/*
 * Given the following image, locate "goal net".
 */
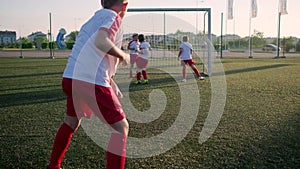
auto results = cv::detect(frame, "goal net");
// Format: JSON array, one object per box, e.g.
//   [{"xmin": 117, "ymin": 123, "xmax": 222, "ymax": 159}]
[{"xmin": 120, "ymin": 8, "xmax": 213, "ymax": 77}]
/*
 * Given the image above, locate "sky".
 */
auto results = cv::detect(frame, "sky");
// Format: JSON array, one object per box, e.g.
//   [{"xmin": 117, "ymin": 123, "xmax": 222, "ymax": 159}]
[{"xmin": 0, "ymin": 0, "xmax": 299, "ymax": 38}]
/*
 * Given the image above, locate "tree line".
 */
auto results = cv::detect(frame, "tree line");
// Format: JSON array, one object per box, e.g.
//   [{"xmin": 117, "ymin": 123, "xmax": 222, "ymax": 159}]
[
  {"xmin": 0, "ymin": 31, "xmax": 79, "ymax": 50},
  {"xmin": 1, "ymin": 30, "xmax": 300, "ymax": 53},
  {"xmin": 219, "ymin": 31, "xmax": 300, "ymax": 53}
]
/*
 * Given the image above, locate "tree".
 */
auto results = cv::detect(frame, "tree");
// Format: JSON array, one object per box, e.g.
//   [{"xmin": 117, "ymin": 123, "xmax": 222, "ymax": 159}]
[
  {"xmin": 67, "ymin": 31, "xmax": 79, "ymax": 41},
  {"xmin": 34, "ymin": 36, "xmax": 47, "ymax": 50},
  {"xmin": 49, "ymin": 42, "xmax": 57, "ymax": 49},
  {"xmin": 228, "ymin": 38, "xmax": 248, "ymax": 49},
  {"xmin": 65, "ymin": 31, "xmax": 79, "ymax": 50},
  {"xmin": 296, "ymin": 39, "xmax": 300, "ymax": 52},
  {"xmin": 251, "ymin": 30, "xmax": 266, "ymax": 48},
  {"xmin": 281, "ymin": 36, "xmax": 295, "ymax": 53},
  {"xmin": 20, "ymin": 37, "xmax": 33, "ymax": 49}
]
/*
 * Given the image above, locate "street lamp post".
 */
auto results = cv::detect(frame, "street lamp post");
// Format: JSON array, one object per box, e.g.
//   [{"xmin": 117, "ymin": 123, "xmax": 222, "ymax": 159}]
[
  {"xmin": 49, "ymin": 12, "xmax": 54, "ymax": 59},
  {"xmin": 18, "ymin": 25, "xmax": 24, "ymax": 58}
]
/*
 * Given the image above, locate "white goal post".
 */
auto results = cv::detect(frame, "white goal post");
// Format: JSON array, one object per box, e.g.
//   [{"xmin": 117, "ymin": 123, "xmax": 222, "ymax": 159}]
[{"xmin": 124, "ymin": 8, "xmax": 212, "ymax": 76}]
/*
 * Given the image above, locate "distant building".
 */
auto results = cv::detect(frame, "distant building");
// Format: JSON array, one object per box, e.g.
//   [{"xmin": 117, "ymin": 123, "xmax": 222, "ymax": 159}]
[
  {"xmin": 265, "ymin": 37, "xmax": 277, "ymax": 43},
  {"xmin": 224, "ymin": 34, "xmax": 241, "ymax": 41},
  {"xmin": 65, "ymin": 34, "xmax": 73, "ymax": 41},
  {"xmin": 28, "ymin": 31, "xmax": 47, "ymax": 42},
  {"xmin": 0, "ymin": 31, "xmax": 17, "ymax": 45},
  {"xmin": 216, "ymin": 34, "xmax": 240, "ymax": 42}
]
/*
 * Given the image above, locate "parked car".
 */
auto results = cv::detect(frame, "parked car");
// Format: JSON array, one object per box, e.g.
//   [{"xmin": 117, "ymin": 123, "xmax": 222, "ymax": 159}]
[{"xmin": 262, "ymin": 44, "xmax": 281, "ymax": 51}]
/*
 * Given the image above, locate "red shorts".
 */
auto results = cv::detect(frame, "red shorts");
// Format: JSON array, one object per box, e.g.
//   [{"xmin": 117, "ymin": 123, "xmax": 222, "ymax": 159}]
[
  {"xmin": 130, "ymin": 54, "xmax": 139, "ymax": 64},
  {"xmin": 181, "ymin": 59, "xmax": 195, "ymax": 66},
  {"xmin": 62, "ymin": 78, "xmax": 125, "ymax": 124},
  {"xmin": 136, "ymin": 57, "xmax": 148, "ymax": 69}
]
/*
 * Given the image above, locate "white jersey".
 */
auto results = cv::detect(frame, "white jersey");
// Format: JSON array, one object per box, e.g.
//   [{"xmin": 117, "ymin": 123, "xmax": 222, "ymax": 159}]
[
  {"xmin": 128, "ymin": 40, "xmax": 139, "ymax": 55},
  {"xmin": 179, "ymin": 42, "xmax": 193, "ymax": 60},
  {"xmin": 139, "ymin": 41, "xmax": 151, "ymax": 60},
  {"xmin": 63, "ymin": 8, "xmax": 123, "ymax": 87}
]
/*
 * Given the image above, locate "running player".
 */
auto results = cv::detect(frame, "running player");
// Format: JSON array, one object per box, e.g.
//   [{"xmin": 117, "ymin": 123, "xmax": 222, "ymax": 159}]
[
  {"xmin": 47, "ymin": 0, "xmax": 130, "ymax": 169},
  {"xmin": 178, "ymin": 35, "xmax": 204, "ymax": 82}
]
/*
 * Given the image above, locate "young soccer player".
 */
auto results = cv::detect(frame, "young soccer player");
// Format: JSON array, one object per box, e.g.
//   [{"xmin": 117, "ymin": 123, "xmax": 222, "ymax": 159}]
[
  {"xmin": 135, "ymin": 34, "xmax": 152, "ymax": 84},
  {"xmin": 127, "ymin": 33, "xmax": 140, "ymax": 78},
  {"xmin": 178, "ymin": 35, "xmax": 204, "ymax": 82},
  {"xmin": 47, "ymin": 0, "xmax": 130, "ymax": 169}
]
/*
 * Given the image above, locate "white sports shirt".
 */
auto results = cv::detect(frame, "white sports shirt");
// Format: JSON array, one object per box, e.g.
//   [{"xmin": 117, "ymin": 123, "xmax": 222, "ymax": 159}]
[
  {"xmin": 128, "ymin": 40, "xmax": 139, "ymax": 55},
  {"xmin": 179, "ymin": 42, "xmax": 193, "ymax": 60},
  {"xmin": 139, "ymin": 41, "xmax": 151, "ymax": 60},
  {"xmin": 63, "ymin": 8, "xmax": 123, "ymax": 87}
]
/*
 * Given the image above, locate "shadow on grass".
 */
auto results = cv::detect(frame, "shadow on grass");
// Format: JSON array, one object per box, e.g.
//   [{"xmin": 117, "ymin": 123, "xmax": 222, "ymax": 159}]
[
  {"xmin": 0, "ymin": 84, "xmax": 61, "ymax": 92},
  {"xmin": 128, "ymin": 76, "xmax": 178, "ymax": 92},
  {"xmin": 223, "ymin": 64, "xmax": 290, "ymax": 76},
  {"xmin": 0, "ymin": 89, "xmax": 65, "ymax": 108},
  {"xmin": 0, "ymin": 72, "xmax": 62, "ymax": 79},
  {"xmin": 0, "ymin": 64, "xmax": 65, "ymax": 70}
]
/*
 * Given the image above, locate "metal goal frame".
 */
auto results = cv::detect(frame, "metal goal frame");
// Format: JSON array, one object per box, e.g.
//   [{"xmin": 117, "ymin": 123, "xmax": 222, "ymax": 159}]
[{"xmin": 127, "ymin": 8, "xmax": 212, "ymax": 76}]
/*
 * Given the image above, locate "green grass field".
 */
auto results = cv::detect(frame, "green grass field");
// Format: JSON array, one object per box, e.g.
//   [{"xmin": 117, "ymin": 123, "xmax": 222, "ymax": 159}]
[{"xmin": 0, "ymin": 57, "xmax": 299, "ymax": 168}]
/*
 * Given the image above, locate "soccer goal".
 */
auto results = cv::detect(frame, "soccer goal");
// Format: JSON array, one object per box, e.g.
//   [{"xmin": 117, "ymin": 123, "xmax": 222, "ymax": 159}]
[{"xmin": 121, "ymin": 8, "xmax": 213, "ymax": 76}]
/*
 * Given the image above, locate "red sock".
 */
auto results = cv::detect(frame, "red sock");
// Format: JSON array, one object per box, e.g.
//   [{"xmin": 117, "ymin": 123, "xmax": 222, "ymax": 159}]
[
  {"xmin": 192, "ymin": 67, "xmax": 201, "ymax": 77},
  {"xmin": 142, "ymin": 70, "xmax": 148, "ymax": 80},
  {"xmin": 106, "ymin": 133, "xmax": 127, "ymax": 169},
  {"xmin": 47, "ymin": 123, "xmax": 74, "ymax": 169},
  {"xmin": 136, "ymin": 72, "xmax": 142, "ymax": 81}
]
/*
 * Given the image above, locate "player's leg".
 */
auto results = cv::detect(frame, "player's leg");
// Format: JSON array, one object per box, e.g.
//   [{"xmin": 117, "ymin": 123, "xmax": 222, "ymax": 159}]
[
  {"xmin": 129, "ymin": 54, "xmax": 138, "ymax": 78},
  {"xmin": 94, "ymin": 86, "xmax": 128, "ymax": 169},
  {"xmin": 109, "ymin": 118, "xmax": 129, "ymax": 135},
  {"xmin": 106, "ymin": 118, "xmax": 129, "ymax": 169},
  {"xmin": 135, "ymin": 57, "xmax": 146, "ymax": 84},
  {"xmin": 142, "ymin": 68, "xmax": 148, "ymax": 84},
  {"xmin": 190, "ymin": 63, "xmax": 204, "ymax": 80},
  {"xmin": 47, "ymin": 78, "xmax": 82, "ymax": 169},
  {"xmin": 190, "ymin": 64, "xmax": 201, "ymax": 78},
  {"xmin": 135, "ymin": 68, "xmax": 142, "ymax": 84},
  {"xmin": 129, "ymin": 63, "xmax": 134, "ymax": 78},
  {"xmin": 181, "ymin": 61, "xmax": 187, "ymax": 81},
  {"xmin": 47, "ymin": 115, "xmax": 81, "ymax": 169},
  {"xmin": 64, "ymin": 115, "xmax": 81, "ymax": 130},
  {"xmin": 141, "ymin": 59, "xmax": 149, "ymax": 84}
]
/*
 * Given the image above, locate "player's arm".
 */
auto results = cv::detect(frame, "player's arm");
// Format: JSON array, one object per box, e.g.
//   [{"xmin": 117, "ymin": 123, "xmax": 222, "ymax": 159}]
[
  {"xmin": 178, "ymin": 48, "xmax": 183, "ymax": 58},
  {"xmin": 148, "ymin": 43, "xmax": 152, "ymax": 51},
  {"xmin": 127, "ymin": 41, "xmax": 136, "ymax": 51},
  {"xmin": 110, "ymin": 78, "xmax": 123, "ymax": 100},
  {"xmin": 95, "ymin": 29, "xmax": 129, "ymax": 65},
  {"xmin": 128, "ymin": 46, "xmax": 135, "ymax": 50},
  {"xmin": 127, "ymin": 43, "xmax": 131, "ymax": 50},
  {"xmin": 138, "ymin": 44, "xmax": 144, "ymax": 54}
]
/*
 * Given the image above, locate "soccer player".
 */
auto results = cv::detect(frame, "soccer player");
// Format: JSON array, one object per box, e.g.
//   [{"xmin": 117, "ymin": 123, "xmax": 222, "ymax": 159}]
[
  {"xmin": 127, "ymin": 33, "xmax": 140, "ymax": 78},
  {"xmin": 135, "ymin": 34, "xmax": 152, "ymax": 84},
  {"xmin": 47, "ymin": 0, "xmax": 130, "ymax": 169},
  {"xmin": 178, "ymin": 35, "xmax": 204, "ymax": 82}
]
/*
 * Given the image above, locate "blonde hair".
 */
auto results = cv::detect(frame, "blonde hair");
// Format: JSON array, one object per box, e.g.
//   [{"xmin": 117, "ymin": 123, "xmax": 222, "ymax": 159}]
[{"xmin": 182, "ymin": 36, "xmax": 189, "ymax": 42}]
